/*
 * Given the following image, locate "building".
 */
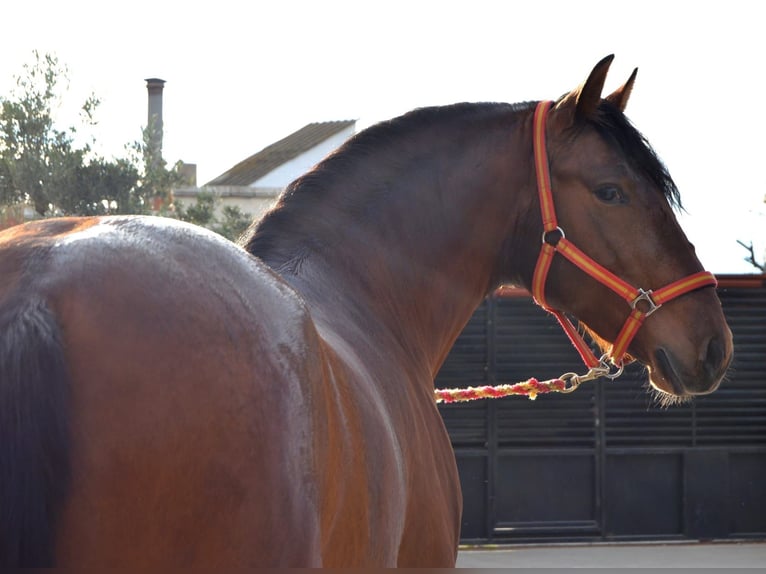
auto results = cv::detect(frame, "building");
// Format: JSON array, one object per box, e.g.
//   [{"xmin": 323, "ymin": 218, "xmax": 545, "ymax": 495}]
[{"xmin": 174, "ymin": 120, "xmax": 356, "ymax": 221}]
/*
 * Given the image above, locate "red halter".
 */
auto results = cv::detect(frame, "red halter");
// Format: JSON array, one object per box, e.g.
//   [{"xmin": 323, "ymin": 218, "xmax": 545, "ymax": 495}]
[{"xmin": 530, "ymin": 100, "xmax": 717, "ymax": 370}]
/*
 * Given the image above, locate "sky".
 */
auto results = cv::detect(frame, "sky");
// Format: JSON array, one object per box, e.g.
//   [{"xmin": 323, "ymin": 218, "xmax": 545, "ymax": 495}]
[{"xmin": 2, "ymin": 0, "xmax": 764, "ymax": 273}]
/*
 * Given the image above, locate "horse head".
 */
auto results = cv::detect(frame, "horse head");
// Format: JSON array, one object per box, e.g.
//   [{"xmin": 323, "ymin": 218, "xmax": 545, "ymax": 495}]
[{"xmin": 526, "ymin": 55, "xmax": 732, "ymax": 400}]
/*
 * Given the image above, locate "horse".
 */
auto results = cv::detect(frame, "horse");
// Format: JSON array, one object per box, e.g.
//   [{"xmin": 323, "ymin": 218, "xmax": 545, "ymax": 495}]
[{"xmin": 0, "ymin": 55, "xmax": 732, "ymax": 567}]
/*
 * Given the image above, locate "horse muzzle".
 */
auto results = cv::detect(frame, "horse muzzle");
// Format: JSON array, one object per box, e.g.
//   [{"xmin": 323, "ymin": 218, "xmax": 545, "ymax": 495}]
[{"xmin": 649, "ymin": 328, "xmax": 733, "ymax": 397}]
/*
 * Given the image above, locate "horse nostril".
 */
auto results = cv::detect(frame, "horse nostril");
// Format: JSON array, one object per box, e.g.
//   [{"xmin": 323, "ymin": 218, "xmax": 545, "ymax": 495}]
[
  {"xmin": 690, "ymin": 335, "xmax": 732, "ymax": 396},
  {"xmin": 702, "ymin": 335, "xmax": 729, "ymax": 381},
  {"xmin": 652, "ymin": 335, "xmax": 732, "ymax": 397},
  {"xmin": 654, "ymin": 348, "xmax": 684, "ymax": 395}
]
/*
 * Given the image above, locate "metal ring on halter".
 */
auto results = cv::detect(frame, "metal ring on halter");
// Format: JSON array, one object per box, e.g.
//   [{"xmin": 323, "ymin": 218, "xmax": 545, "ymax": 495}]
[
  {"xmin": 630, "ymin": 288, "xmax": 661, "ymax": 316},
  {"xmin": 599, "ymin": 354, "xmax": 625, "ymax": 380},
  {"xmin": 558, "ymin": 354, "xmax": 624, "ymax": 394},
  {"xmin": 541, "ymin": 226, "xmax": 565, "ymax": 246}
]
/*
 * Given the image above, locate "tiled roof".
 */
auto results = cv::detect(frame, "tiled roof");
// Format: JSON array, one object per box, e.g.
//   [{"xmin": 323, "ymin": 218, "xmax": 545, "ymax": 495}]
[{"xmin": 205, "ymin": 120, "xmax": 355, "ymax": 187}]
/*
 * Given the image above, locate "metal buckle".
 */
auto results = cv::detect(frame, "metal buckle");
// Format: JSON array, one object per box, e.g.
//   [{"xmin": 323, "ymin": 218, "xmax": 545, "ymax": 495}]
[
  {"xmin": 559, "ymin": 354, "xmax": 624, "ymax": 393},
  {"xmin": 630, "ymin": 288, "xmax": 661, "ymax": 316}
]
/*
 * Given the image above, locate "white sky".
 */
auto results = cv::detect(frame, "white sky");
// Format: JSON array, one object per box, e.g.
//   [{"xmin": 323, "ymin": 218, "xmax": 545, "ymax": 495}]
[{"xmin": 3, "ymin": 0, "xmax": 764, "ymax": 273}]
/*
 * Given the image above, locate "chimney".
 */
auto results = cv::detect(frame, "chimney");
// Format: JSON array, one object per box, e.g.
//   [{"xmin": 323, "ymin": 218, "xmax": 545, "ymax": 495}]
[
  {"xmin": 179, "ymin": 162, "xmax": 197, "ymax": 187},
  {"xmin": 145, "ymin": 78, "xmax": 165, "ymax": 163}
]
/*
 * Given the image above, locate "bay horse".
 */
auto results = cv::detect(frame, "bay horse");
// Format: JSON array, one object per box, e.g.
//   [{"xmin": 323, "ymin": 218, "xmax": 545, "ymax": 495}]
[{"xmin": 0, "ymin": 56, "xmax": 732, "ymax": 567}]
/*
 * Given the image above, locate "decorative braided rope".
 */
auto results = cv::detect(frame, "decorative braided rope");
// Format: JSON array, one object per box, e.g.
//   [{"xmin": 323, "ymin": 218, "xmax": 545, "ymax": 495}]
[{"xmin": 434, "ymin": 378, "xmax": 568, "ymax": 403}]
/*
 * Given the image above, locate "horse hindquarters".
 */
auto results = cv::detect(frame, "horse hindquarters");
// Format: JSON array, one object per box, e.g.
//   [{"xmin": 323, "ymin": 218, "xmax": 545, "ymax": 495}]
[
  {"xmin": 0, "ymin": 297, "xmax": 71, "ymax": 567},
  {"xmin": 0, "ymin": 217, "xmax": 329, "ymax": 566},
  {"xmin": 49, "ymin": 255, "xmax": 326, "ymax": 566}
]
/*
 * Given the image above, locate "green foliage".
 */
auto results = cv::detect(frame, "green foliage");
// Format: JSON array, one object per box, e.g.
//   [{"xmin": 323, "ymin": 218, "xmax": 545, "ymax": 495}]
[
  {"xmin": 63, "ymin": 158, "xmax": 141, "ymax": 216},
  {"xmin": 0, "ymin": 51, "xmax": 254, "ymax": 242},
  {"xmin": 218, "ymin": 205, "xmax": 253, "ymax": 242},
  {"xmin": 0, "ymin": 51, "xmax": 177, "ymax": 219},
  {"xmin": 0, "ymin": 51, "xmax": 85, "ymax": 215},
  {"xmin": 127, "ymin": 118, "xmax": 185, "ymax": 214},
  {"xmin": 176, "ymin": 191, "xmax": 253, "ymax": 242},
  {"xmin": 178, "ymin": 190, "xmax": 216, "ymax": 226}
]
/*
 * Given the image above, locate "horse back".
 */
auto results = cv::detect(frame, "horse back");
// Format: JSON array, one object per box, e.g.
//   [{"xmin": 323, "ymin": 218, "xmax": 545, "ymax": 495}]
[{"xmin": 0, "ymin": 216, "xmax": 460, "ymax": 566}]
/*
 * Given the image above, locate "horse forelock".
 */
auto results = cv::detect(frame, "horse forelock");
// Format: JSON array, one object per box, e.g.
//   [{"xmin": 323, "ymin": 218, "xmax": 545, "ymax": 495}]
[{"xmin": 591, "ymin": 101, "xmax": 682, "ymax": 210}]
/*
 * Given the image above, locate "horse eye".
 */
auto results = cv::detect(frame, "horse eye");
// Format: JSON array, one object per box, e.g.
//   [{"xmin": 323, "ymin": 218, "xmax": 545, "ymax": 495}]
[{"xmin": 594, "ymin": 186, "xmax": 625, "ymax": 204}]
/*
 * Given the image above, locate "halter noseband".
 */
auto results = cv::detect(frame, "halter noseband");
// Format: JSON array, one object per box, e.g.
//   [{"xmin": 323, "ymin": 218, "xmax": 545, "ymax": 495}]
[{"xmin": 531, "ymin": 100, "xmax": 717, "ymax": 371}]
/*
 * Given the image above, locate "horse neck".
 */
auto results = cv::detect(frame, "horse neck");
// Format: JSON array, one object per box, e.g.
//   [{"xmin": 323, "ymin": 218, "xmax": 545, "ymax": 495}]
[{"xmin": 248, "ymin": 105, "xmax": 537, "ymax": 378}]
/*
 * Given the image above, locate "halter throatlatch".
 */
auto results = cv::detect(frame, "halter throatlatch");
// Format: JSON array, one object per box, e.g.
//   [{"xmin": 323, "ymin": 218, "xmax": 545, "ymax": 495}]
[{"xmin": 531, "ymin": 100, "xmax": 717, "ymax": 373}]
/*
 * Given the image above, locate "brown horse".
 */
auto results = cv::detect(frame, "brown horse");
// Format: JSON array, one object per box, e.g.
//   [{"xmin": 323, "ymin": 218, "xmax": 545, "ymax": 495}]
[{"xmin": 0, "ymin": 56, "xmax": 732, "ymax": 567}]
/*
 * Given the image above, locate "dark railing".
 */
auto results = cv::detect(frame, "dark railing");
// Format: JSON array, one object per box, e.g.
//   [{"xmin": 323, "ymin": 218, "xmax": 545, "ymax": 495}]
[{"xmin": 436, "ymin": 275, "xmax": 766, "ymax": 543}]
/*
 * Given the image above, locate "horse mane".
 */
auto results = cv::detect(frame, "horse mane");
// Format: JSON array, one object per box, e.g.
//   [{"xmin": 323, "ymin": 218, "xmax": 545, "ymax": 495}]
[
  {"xmin": 590, "ymin": 101, "xmax": 681, "ymax": 209},
  {"xmin": 241, "ymin": 101, "xmax": 527, "ymax": 268},
  {"xmin": 241, "ymin": 98, "xmax": 680, "ymax": 271}
]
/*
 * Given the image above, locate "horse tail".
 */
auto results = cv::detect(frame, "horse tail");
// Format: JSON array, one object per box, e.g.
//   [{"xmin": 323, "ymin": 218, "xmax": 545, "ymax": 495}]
[{"xmin": 0, "ymin": 297, "xmax": 71, "ymax": 567}]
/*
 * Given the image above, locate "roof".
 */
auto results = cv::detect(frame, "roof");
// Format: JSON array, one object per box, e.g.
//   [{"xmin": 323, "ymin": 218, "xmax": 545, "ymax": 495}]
[{"xmin": 205, "ymin": 120, "xmax": 355, "ymax": 187}]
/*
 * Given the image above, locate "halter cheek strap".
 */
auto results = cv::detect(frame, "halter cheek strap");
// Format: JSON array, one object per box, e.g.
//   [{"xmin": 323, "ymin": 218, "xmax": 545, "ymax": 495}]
[{"xmin": 530, "ymin": 100, "xmax": 717, "ymax": 368}]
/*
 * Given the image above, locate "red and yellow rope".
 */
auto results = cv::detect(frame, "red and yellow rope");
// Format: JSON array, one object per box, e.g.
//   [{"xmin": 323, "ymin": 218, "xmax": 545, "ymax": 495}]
[{"xmin": 434, "ymin": 378, "xmax": 568, "ymax": 403}]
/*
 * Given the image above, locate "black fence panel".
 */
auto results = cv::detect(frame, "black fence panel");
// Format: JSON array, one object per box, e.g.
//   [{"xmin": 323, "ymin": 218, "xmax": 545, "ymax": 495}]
[{"xmin": 436, "ymin": 277, "xmax": 766, "ymax": 543}]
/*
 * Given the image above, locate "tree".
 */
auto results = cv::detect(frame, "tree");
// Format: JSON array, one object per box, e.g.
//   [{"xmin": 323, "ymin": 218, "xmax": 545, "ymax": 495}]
[
  {"xmin": 178, "ymin": 190, "xmax": 216, "ymax": 227},
  {"xmin": 175, "ymin": 191, "xmax": 253, "ymax": 242},
  {"xmin": 126, "ymin": 118, "xmax": 185, "ymax": 215},
  {"xmin": 217, "ymin": 205, "xmax": 253, "ymax": 242},
  {"xmin": 64, "ymin": 158, "xmax": 141, "ymax": 216},
  {"xmin": 736, "ymin": 239, "xmax": 765, "ymax": 272},
  {"xmin": 0, "ymin": 51, "xmax": 83, "ymax": 214},
  {"xmin": 0, "ymin": 51, "xmax": 249, "ymax": 242},
  {"xmin": 0, "ymin": 52, "xmax": 152, "ymax": 218}
]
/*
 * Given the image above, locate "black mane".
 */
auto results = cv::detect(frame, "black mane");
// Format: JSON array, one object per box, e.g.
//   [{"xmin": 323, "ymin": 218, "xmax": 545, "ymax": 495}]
[
  {"xmin": 241, "ymin": 102, "xmax": 522, "ymax": 265},
  {"xmin": 240, "ymin": 98, "xmax": 680, "ymax": 269},
  {"xmin": 591, "ymin": 101, "xmax": 681, "ymax": 209}
]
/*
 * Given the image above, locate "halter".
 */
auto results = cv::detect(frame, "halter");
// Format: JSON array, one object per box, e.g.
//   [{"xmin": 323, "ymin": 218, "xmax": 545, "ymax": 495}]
[{"xmin": 530, "ymin": 100, "xmax": 717, "ymax": 372}]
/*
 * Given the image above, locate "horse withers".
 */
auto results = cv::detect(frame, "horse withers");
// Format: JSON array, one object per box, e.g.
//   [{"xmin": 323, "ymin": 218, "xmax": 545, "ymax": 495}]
[{"xmin": 0, "ymin": 56, "xmax": 732, "ymax": 566}]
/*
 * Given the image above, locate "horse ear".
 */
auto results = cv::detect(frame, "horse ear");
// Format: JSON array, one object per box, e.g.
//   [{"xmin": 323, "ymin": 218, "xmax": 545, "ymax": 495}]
[
  {"xmin": 605, "ymin": 67, "xmax": 638, "ymax": 112},
  {"xmin": 555, "ymin": 54, "xmax": 614, "ymax": 121}
]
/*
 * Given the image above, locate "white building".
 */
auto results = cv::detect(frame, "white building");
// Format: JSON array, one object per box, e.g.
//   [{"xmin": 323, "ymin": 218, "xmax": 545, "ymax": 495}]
[{"xmin": 174, "ymin": 120, "xmax": 356, "ymax": 221}]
